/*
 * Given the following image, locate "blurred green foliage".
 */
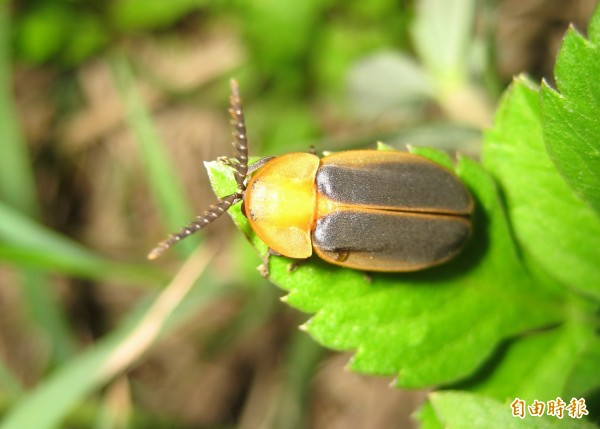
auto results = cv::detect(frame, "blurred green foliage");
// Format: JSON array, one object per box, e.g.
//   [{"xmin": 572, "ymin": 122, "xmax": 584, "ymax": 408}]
[{"xmin": 11, "ymin": 0, "xmax": 413, "ymax": 75}]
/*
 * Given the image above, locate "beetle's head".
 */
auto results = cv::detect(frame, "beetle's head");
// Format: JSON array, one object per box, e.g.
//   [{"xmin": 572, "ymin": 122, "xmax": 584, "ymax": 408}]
[{"xmin": 148, "ymin": 79, "xmax": 250, "ymax": 260}]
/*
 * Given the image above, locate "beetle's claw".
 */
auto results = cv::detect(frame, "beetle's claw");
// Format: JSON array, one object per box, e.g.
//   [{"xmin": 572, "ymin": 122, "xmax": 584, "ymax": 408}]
[
  {"xmin": 258, "ymin": 256, "xmax": 270, "ymax": 278},
  {"xmin": 147, "ymin": 244, "xmax": 166, "ymax": 260},
  {"xmin": 217, "ymin": 156, "xmax": 234, "ymax": 166},
  {"xmin": 258, "ymin": 263, "xmax": 270, "ymax": 278},
  {"xmin": 287, "ymin": 258, "xmax": 310, "ymax": 273},
  {"xmin": 256, "ymin": 250, "xmax": 272, "ymax": 278}
]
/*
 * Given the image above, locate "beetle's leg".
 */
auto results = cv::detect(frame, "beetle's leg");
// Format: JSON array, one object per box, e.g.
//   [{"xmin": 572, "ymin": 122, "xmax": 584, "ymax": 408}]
[
  {"xmin": 258, "ymin": 248, "xmax": 275, "ymax": 278},
  {"xmin": 258, "ymin": 248, "xmax": 285, "ymax": 278},
  {"xmin": 219, "ymin": 156, "xmax": 274, "ymax": 192},
  {"xmin": 217, "ymin": 156, "xmax": 237, "ymax": 167},
  {"xmin": 332, "ymin": 250, "xmax": 350, "ymax": 263},
  {"xmin": 287, "ymin": 258, "xmax": 310, "ymax": 273},
  {"xmin": 229, "ymin": 79, "xmax": 248, "ymax": 189},
  {"xmin": 258, "ymin": 259, "xmax": 269, "ymax": 278},
  {"xmin": 148, "ymin": 192, "xmax": 243, "ymax": 260}
]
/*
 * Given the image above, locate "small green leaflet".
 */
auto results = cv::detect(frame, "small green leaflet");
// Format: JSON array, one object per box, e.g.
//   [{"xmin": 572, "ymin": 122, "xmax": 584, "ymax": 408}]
[
  {"xmin": 484, "ymin": 77, "xmax": 600, "ymax": 300},
  {"xmin": 540, "ymin": 6, "xmax": 600, "ymax": 216}
]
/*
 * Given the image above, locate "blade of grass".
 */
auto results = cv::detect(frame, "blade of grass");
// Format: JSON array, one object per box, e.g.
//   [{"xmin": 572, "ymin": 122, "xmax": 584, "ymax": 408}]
[
  {"xmin": 109, "ymin": 51, "xmax": 197, "ymax": 258},
  {"xmin": 0, "ymin": 245, "xmax": 219, "ymax": 429},
  {"xmin": 0, "ymin": 1, "xmax": 38, "ymax": 218},
  {"xmin": 93, "ymin": 378, "xmax": 131, "ymax": 429},
  {"xmin": 410, "ymin": 0, "xmax": 492, "ymax": 128},
  {"xmin": 0, "ymin": 202, "xmax": 164, "ymax": 285},
  {"xmin": 411, "ymin": 0, "xmax": 475, "ymax": 92},
  {"xmin": 272, "ymin": 332, "xmax": 324, "ymax": 429},
  {"xmin": 19, "ymin": 271, "xmax": 76, "ymax": 362},
  {"xmin": 0, "ymin": 3, "xmax": 77, "ymax": 366},
  {"xmin": 0, "ymin": 359, "xmax": 22, "ymax": 398}
]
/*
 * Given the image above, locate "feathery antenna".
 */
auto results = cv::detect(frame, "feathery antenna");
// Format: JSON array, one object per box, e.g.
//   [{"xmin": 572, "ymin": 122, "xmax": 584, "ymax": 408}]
[
  {"xmin": 148, "ymin": 79, "xmax": 250, "ymax": 260},
  {"xmin": 229, "ymin": 79, "xmax": 248, "ymax": 188}
]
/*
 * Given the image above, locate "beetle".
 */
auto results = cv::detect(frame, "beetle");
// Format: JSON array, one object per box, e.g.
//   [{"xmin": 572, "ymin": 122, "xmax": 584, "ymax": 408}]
[{"xmin": 149, "ymin": 79, "xmax": 474, "ymax": 272}]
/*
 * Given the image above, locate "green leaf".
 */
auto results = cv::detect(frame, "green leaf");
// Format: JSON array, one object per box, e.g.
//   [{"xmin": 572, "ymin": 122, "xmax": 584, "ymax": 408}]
[
  {"xmin": 540, "ymin": 6, "xmax": 600, "ymax": 215},
  {"xmin": 427, "ymin": 391, "xmax": 598, "ymax": 429},
  {"xmin": 484, "ymin": 77, "xmax": 600, "ymax": 300},
  {"xmin": 416, "ymin": 401, "xmax": 444, "ymax": 429},
  {"xmin": 564, "ymin": 335, "xmax": 600, "ymax": 398},
  {"xmin": 206, "ymin": 149, "xmax": 564, "ymax": 387},
  {"xmin": 409, "ymin": 145, "xmax": 455, "ymax": 170},
  {"xmin": 468, "ymin": 316, "xmax": 596, "ymax": 403}
]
